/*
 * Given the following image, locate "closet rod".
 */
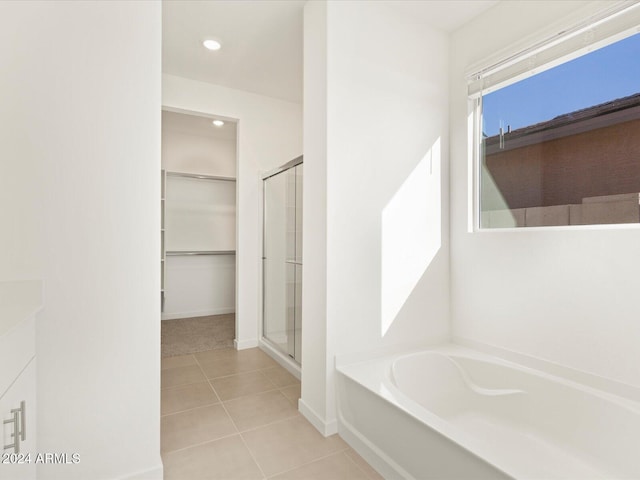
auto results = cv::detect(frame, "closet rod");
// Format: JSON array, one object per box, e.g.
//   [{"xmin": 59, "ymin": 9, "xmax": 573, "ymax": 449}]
[
  {"xmin": 166, "ymin": 171, "xmax": 236, "ymax": 182},
  {"xmin": 166, "ymin": 250, "xmax": 236, "ymax": 256}
]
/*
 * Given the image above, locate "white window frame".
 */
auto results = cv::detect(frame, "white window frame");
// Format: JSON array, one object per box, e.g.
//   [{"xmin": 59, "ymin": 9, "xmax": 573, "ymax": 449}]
[{"xmin": 468, "ymin": 1, "xmax": 640, "ymax": 232}]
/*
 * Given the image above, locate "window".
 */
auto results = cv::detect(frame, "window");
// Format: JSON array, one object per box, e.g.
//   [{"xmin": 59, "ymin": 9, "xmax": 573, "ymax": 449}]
[{"xmin": 472, "ymin": 9, "xmax": 640, "ymax": 229}]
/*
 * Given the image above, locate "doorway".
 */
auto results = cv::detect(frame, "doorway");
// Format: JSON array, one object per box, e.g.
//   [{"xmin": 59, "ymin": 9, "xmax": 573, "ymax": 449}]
[{"xmin": 160, "ymin": 110, "xmax": 238, "ymax": 356}]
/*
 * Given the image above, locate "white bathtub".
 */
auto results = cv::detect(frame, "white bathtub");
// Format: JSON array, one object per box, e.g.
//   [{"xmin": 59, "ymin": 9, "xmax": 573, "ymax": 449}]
[{"xmin": 335, "ymin": 345, "xmax": 640, "ymax": 480}]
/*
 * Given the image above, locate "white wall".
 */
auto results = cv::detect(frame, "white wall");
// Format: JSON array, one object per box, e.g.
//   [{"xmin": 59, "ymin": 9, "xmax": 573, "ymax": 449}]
[
  {"xmin": 164, "ymin": 176, "xmax": 236, "ymax": 252},
  {"xmin": 162, "ymin": 131, "xmax": 236, "ymax": 177},
  {"xmin": 162, "ymin": 116, "xmax": 236, "ymax": 177},
  {"xmin": 0, "ymin": 1, "xmax": 162, "ymax": 479},
  {"xmin": 302, "ymin": 0, "xmax": 451, "ymax": 434},
  {"xmin": 450, "ymin": 1, "xmax": 640, "ymax": 390},
  {"xmin": 0, "ymin": 2, "xmax": 44, "ymax": 283},
  {"xmin": 163, "ymin": 255, "xmax": 236, "ymax": 319},
  {"xmin": 162, "ymin": 74, "xmax": 302, "ymax": 349},
  {"xmin": 301, "ymin": 0, "xmax": 330, "ymax": 434}
]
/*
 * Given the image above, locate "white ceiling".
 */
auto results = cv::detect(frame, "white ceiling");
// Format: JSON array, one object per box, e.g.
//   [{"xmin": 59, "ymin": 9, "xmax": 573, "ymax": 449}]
[
  {"xmin": 162, "ymin": 0, "xmax": 498, "ymax": 104},
  {"xmin": 388, "ymin": 1, "xmax": 499, "ymax": 31},
  {"xmin": 163, "ymin": 0, "xmax": 305, "ymax": 103}
]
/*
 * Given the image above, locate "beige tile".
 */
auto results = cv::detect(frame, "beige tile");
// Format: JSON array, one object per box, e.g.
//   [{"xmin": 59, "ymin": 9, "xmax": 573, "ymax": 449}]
[
  {"xmin": 163, "ymin": 435, "xmax": 263, "ymax": 480},
  {"xmin": 235, "ymin": 347, "xmax": 279, "ymax": 367},
  {"xmin": 162, "ymin": 354, "xmax": 196, "ymax": 370},
  {"xmin": 161, "ymin": 382, "xmax": 219, "ymax": 416},
  {"xmin": 262, "ymin": 366, "xmax": 299, "ymax": 388},
  {"xmin": 194, "ymin": 347, "xmax": 237, "ymax": 365},
  {"xmin": 345, "ymin": 449, "xmax": 385, "ymax": 480},
  {"xmin": 161, "ymin": 404, "xmax": 237, "ymax": 453},
  {"xmin": 224, "ymin": 390, "xmax": 298, "ymax": 432},
  {"xmin": 279, "ymin": 384, "xmax": 301, "ymax": 407},
  {"xmin": 198, "ymin": 354, "xmax": 245, "ymax": 379},
  {"xmin": 242, "ymin": 354, "xmax": 279, "ymax": 372},
  {"xmin": 199, "ymin": 347, "xmax": 278, "ymax": 379},
  {"xmin": 269, "ymin": 451, "xmax": 369, "ymax": 480},
  {"xmin": 161, "ymin": 364, "xmax": 207, "ymax": 389},
  {"xmin": 242, "ymin": 415, "xmax": 348, "ymax": 477},
  {"xmin": 211, "ymin": 371, "xmax": 276, "ymax": 401}
]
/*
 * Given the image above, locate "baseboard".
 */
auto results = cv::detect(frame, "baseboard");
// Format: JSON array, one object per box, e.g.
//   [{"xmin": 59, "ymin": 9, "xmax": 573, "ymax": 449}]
[
  {"xmin": 161, "ymin": 308, "xmax": 234, "ymax": 320},
  {"xmin": 234, "ymin": 338, "xmax": 259, "ymax": 350},
  {"xmin": 298, "ymin": 398, "xmax": 338, "ymax": 437},
  {"xmin": 117, "ymin": 462, "xmax": 163, "ymax": 480}
]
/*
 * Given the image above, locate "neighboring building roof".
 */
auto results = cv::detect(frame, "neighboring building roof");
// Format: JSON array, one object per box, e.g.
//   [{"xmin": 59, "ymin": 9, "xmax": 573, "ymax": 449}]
[{"xmin": 485, "ymin": 92, "xmax": 640, "ymax": 152}]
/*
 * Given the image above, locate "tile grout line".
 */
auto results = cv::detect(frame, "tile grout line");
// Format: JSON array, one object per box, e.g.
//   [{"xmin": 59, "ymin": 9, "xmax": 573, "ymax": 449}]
[
  {"xmin": 222, "ymin": 387, "xmax": 296, "ymax": 409},
  {"xmin": 162, "ymin": 352, "xmax": 299, "ymax": 409},
  {"xmin": 214, "ymin": 395, "xmax": 269, "ymax": 479},
  {"xmin": 160, "ymin": 377, "xmax": 297, "ymax": 393},
  {"xmin": 161, "ymin": 347, "xmax": 303, "ymax": 478},
  {"xmin": 200, "ymin": 365, "xmax": 283, "ymax": 381},
  {"xmin": 211, "ymin": 367, "xmax": 282, "ymax": 402},
  {"xmin": 161, "ymin": 341, "xmax": 235, "ymax": 359},
  {"xmin": 163, "ymin": 349, "xmax": 298, "ymax": 381},
  {"xmin": 161, "ymin": 431, "xmax": 241, "ymax": 456},
  {"xmin": 262, "ymin": 446, "xmax": 353, "ymax": 479},
  {"xmin": 195, "ymin": 355, "xmax": 269, "ymax": 480},
  {"xmin": 236, "ymin": 411, "xmax": 301, "ymax": 436},
  {"xmin": 236, "ymin": 428, "xmax": 268, "ymax": 480},
  {"xmin": 160, "ymin": 353, "xmax": 197, "ymax": 369},
  {"xmin": 343, "ymin": 450, "xmax": 380, "ymax": 480},
  {"xmin": 193, "ymin": 354, "xmax": 226, "ymax": 407},
  {"xmin": 161, "ymin": 392, "xmax": 300, "ymax": 465},
  {"xmin": 161, "ymin": 357, "xmax": 240, "ymax": 457},
  {"xmin": 160, "ymin": 357, "xmax": 240, "ymax": 455},
  {"xmin": 161, "ymin": 399, "xmax": 221, "ymax": 418}
]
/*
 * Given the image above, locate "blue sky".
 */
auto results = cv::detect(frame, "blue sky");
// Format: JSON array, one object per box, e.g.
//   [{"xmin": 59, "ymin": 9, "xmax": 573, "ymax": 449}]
[{"xmin": 482, "ymin": 33, "xmax": 640, "ymax": 137}]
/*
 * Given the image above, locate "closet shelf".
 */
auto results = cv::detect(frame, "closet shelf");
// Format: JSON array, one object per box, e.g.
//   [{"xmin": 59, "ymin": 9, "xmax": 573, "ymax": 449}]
[
  {"xmin": 166, "ymin": 250, "xmax": 236, "ymax": 256},
  {"xmin": 166, "ymin": 171, "xmax": 236, "ymax": 182}
]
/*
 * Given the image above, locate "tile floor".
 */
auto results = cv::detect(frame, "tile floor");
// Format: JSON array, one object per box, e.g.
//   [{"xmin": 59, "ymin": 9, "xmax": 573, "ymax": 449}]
[{"xmin": 161, "ymin": 347, "xmax": 383, "ymax": 480}]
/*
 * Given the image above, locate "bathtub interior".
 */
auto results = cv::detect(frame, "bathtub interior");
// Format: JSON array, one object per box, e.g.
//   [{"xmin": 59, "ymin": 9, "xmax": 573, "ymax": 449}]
[{"xmin": 388, "ymin": 350, "xmax": 640, "ymax": 479}]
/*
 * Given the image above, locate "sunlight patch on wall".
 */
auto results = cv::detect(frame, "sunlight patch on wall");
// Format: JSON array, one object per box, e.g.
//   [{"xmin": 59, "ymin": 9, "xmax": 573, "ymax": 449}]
[{"xmin": 381, "ymin": 138, "xmax": 442, "ymax": 337}]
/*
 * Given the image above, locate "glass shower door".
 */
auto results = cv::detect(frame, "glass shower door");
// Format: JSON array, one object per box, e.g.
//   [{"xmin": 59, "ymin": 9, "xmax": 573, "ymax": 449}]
[{"xmin": 263, "ymin": 161, "xmax": 302, "ymax": 363}]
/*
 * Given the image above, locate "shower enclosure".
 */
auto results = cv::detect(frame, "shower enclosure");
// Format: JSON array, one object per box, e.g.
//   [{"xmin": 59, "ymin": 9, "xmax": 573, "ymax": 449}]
[{"xmin": 262, "ymin": 157, "xmax": 303, "ymax": 364}]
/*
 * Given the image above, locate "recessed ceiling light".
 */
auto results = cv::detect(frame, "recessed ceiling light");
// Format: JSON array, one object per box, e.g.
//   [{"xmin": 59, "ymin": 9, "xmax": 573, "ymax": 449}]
[
  {"xmin": 212, "ymin": 120, "xmax": 224, "ymax": 127},
  {"xmin": 203, "ymin": 39, "xmax": 221, "ymax": 51}
]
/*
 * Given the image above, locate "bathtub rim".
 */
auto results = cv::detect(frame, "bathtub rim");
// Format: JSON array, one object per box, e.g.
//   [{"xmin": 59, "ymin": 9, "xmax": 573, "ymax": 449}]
[
  {"xmin": 336, "ymin": 343, "xmax": 640, "ymax": 480},
  {"xmin": 337, "ymin": 345, "xmax": 517, "ymax": 478}
]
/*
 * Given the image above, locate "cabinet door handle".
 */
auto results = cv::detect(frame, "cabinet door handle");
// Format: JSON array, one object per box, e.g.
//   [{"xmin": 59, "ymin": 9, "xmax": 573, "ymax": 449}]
[
  {"xmin": 3, "ymin": 401, "xmax": 25, "ymax": 454},
  {"xmin": 3, "ymin": 410, "xmax": 20, "ymax": 454},
  {"xmin": 19, "ymin": 400, "xmax": 25, "ymax": 441}
]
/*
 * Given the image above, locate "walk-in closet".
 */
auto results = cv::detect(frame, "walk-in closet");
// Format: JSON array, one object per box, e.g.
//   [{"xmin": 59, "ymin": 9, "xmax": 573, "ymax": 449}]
[{"xmin": 161, "ymin": 110, "xmax": 237, "ymax": 356}]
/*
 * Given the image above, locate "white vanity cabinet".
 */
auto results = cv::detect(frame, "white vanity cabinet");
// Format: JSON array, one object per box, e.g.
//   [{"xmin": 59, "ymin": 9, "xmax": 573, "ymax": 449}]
[
  {"xmin": 0, "ymin": 282, "xmax": 40, "ymax": 480},
  {"xmin": 0, "ymin": 360, "xmax": 36, "ymax": 480}
]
